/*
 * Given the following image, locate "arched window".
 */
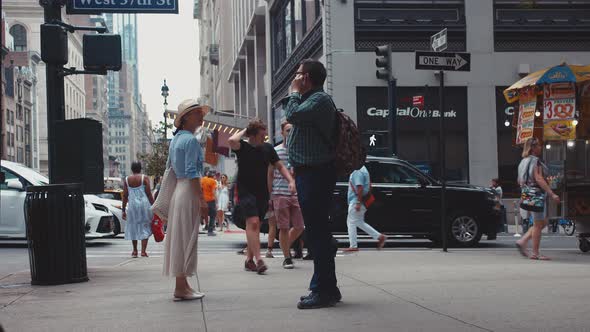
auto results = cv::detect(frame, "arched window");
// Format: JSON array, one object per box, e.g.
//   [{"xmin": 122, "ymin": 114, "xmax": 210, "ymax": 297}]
[{"xmin": 9, "ymin": 24, "xmax": 27, "ymax": 51}]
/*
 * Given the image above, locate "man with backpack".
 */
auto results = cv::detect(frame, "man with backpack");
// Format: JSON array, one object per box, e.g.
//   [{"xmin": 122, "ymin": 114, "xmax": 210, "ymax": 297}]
[{"xmin": 284, "ymin": 59, "xmax": 345, "ymax": 309}]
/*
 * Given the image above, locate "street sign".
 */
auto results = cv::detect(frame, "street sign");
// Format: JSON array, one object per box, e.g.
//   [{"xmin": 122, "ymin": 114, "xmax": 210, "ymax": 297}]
[
  {"xmin": 430, "ymin": 28, "xmax": 447, "ymax": 52},
  {"xmin": 415, "ymin": 51, "xmax": 471, "ymax": 72},
  {"xmin": 67, "ymin": 0, "xmax": 179, "ymax": 14}
]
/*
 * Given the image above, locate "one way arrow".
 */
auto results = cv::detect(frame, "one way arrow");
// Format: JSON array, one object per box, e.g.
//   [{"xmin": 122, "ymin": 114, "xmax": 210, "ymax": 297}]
[{"xmin": 415, "ymin": 51, "xmax": 471, "ymax": 72}]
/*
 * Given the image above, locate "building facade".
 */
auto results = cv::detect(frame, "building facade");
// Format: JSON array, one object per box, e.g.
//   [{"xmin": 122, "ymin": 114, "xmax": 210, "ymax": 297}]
[
  {"xmin": 266, "ymin": 0, "xmax": 589, "ymax": 190},
  {"xmin": 2, "ymin": 51, "xmax": 41, "ymax": 168},
  {"xmin": 105, "ymin": 13, "xmax": 150, "ymax": 177}
]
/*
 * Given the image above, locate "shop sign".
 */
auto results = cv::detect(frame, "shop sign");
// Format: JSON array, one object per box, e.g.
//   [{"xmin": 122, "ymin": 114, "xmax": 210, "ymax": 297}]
[
  {"xmin": 516, "ymin": 87, "xmax": 536, "ymax": 144},
  {"xmin": 543, "ymin": 83, "xmax": 576, "ymax": 121},
  {"xmin": 413, "ymin": 95, "xmax": 424, "ymax": 108},
  {"xmin": 543, "ymin": 83, "xmax": 576, "ymax": 141},
  {"xmin": 544, "ymin": 120, "xmax": 576, "ymax": 141},
  {"xmin": 357, "ymin": 87, "xmax": 467, "ymax": 133}
]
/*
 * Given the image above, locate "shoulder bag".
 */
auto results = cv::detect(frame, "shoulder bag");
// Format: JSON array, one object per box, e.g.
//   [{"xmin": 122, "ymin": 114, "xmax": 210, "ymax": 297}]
[
  {"xmin": 519, "ymin": 158, "xmax": 546, "ymax": 212},
  {"xmin": 151, "ymin": 159, "xmax": 177, "ymax": 221}
]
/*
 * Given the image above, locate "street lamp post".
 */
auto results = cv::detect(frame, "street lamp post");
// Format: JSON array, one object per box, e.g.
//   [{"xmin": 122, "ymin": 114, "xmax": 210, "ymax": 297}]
[{"xmin": 161, "ymin": 79, "xmax": 169, "ymax": 141}]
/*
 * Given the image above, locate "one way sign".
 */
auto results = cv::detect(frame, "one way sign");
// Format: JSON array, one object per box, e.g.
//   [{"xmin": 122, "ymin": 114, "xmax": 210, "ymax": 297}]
[{"xmin": 415, "ymin": 51, "xmax": 471, "ymax": 72}]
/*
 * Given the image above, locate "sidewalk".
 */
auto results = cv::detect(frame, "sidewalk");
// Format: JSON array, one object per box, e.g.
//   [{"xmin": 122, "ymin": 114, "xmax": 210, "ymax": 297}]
[{"xmin": 2, "ymin": 241, "xmax": 590, "ymax": 332}]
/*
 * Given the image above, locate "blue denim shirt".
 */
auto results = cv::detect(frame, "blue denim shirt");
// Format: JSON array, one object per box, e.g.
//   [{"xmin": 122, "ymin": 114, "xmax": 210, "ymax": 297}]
[
  {"xmin": 347, "ymin": 166, "xmax": 370, "ymax": 205},
  {"xmin": 168, "ymin": 130, "xmax": 203, "ymax": 179}
]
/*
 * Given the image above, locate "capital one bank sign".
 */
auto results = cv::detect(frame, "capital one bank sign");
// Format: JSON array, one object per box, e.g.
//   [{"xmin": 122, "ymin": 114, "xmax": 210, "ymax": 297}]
[
  {"xmin": 356, "ymin": 86, "xmax": 467, "ymax": 133},
  {"xmin": 366, "ymin": 107, "xmax": 458, "ymax": 119}
]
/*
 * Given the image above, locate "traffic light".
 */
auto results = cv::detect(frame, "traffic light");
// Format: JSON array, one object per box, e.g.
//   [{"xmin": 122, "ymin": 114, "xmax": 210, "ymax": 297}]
[
  {"xmin": 375, "ymin": 44, "xmax": 392, "ymax": 81},
  {"xmin": 41, "ymin": 24, "xmax": 68, "ymax": 65},
  {"xmin": 83, "ymin": 34, "xmax": 122, "ymax": 71}
]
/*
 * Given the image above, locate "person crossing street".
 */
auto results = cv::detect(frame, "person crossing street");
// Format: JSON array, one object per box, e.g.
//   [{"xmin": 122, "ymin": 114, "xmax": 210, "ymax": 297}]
[{"xmin": 344, "ymin": 165, "xmax": 386, "ymax": 252}]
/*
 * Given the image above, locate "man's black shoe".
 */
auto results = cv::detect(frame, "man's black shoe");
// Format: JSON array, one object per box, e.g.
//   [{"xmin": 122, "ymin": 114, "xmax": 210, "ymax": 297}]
[
  {"xmin": 299, "ymin": 289, "xmax": 342, "ymax": 302},
  {"xmin": 297, "ymin": 292, "xmax": 337, "ymax": 310},
  {"xmin": 283, "ymin": 257, "xmax": 294, "ymax": 269},
  {"xmin": 302, "ymin": 253, "xmax": 314, "ymax": 260},
  {"xmin": 292, "ymin": 250, "xmax": 303, "ymax": 259}
]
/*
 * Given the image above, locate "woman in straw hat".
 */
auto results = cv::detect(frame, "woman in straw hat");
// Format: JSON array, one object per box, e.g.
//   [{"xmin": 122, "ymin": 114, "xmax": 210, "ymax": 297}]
[{"xmin": 163, "ymin": 99, "xmax": 210, "ymax": 301}]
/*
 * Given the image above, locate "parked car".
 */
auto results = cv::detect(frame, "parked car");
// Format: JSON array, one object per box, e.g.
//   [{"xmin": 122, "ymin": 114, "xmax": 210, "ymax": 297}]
[
  {"xmin": 232, "ymin": 156, "xmax": 501, "ymax": 247},
  {"xmin": 0, "ymin": 160, "xmax": 114, "ymax": 239},
  {"xmin": 98, "ymin": 189, "xmax": 123, "ymax": 201},
  {"xmin": 85, "ymin": 194, "xmax": 124, "ymax": 235}
]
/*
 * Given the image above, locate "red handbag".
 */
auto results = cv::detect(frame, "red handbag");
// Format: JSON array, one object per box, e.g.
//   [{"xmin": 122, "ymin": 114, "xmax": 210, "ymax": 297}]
[{"xmin": 151, "ymin": 215, "xmax": 165, "ymax": 242}]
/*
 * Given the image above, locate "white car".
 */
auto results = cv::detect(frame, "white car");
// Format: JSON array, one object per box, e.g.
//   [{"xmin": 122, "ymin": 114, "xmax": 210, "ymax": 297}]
[
  {"xmin": 0, "ymin": 160, "xmax": 114, "ymax": 239},
  {"xmin": 85, "ymin": 194, "xmax": 125, "ymax": 235}
]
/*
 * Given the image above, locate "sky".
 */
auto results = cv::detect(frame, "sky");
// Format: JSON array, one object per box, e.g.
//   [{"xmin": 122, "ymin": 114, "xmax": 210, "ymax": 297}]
[{"xmin": 137, "ymin": 0, "xmax": 200, "ymax": 127}]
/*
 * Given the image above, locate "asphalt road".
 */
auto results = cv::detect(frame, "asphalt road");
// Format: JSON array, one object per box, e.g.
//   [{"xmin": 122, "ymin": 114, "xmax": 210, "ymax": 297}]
[{"xmin": 0, "ymin": 231, "xmax": 582, "ymax": 280}]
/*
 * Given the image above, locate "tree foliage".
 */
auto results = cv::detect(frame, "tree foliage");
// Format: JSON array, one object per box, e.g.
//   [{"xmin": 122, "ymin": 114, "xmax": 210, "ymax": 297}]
[{"xmin": 137, "ymin": 121, "xmax": 172, "ymax": 177}]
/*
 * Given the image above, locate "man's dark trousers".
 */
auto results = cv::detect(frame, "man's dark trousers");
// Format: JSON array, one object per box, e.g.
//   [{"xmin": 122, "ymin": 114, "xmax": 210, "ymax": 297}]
[
  {"xmin": 207, "ymin": 201, "xmax": 217, "ymax": 233},
  {"xmin": 295, "ymin": 164, "xmax": 338, "ymax": 295}
]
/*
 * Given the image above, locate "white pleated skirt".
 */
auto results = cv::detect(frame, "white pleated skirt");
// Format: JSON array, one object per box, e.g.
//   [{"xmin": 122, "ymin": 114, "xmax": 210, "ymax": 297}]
[{"xmin": 163, "ymin": 179, "xmax": 200, "ymax": 277}]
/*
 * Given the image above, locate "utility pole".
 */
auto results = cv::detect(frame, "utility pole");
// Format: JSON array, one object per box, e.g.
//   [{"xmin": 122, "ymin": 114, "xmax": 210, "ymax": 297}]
[{"xmin": 41, "ymin": 0, "xmax": 66, "ymax": 182}]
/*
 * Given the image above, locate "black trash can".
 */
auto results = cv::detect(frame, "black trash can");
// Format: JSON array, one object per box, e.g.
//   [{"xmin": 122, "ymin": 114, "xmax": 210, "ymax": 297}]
[{"xmin": 24, "ymin": 183, "xmax": 89, "ymax": 285}]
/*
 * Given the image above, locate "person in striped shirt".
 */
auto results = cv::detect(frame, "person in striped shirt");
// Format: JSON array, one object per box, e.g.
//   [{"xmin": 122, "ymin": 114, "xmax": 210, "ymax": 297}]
[{"xmin": 267, "ymin": 121, "xmax": 305, "ymax": 269}]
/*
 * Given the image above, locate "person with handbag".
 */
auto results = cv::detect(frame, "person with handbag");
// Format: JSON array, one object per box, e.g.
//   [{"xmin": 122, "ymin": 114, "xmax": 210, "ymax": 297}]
[
  {"xmin": 122, "ymin": 161, "xmax": 155, "ymax": 258},
  {"xmin": 344, "ymin": 165, "xmax": 386, "ymax": 252},
  {"xmin": 515, "ymin": 137, "xmax": 560, "ymax": 260},
  {"xmin": 161, "ymin": 99, "xmax": 210, "ymax": 301}
]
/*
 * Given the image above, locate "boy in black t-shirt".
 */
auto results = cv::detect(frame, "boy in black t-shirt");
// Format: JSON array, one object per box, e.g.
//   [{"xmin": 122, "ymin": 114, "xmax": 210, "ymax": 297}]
[{"xmin": 229, "ymin": 119, "xmax": 295, "ymax": 274}]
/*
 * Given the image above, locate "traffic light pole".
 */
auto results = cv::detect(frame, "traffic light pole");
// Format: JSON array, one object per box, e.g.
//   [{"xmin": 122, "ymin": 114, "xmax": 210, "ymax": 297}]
[
  {"xmin": 42, "ymin": 0, "xmax": 66, "ymax": 183},
  {"xmin": 387, "ymin": 78, "xmax": 397, "ymax": 156},
  {"xmin": 438, "ymin": 70, "xmax": 448, "ymax": 252}
]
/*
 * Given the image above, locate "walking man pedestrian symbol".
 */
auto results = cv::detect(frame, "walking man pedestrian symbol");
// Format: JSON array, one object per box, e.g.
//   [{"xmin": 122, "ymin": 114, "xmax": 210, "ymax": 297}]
[{"xmin": 369, "ymin": 135, "xmax": 376, "ymax": 146}]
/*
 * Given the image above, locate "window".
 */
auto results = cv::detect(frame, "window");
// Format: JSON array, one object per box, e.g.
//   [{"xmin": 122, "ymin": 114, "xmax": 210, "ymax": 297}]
[
  {"xmin": 366, "ymin": 162, "xmax": 422, "ymax": 185},
  {"xmin": 294, "ymin": 0, "xmax": 304, "ymax": 46},
  {"xmin": 9, "ymin": 24, "xmax": 27, "ymax": 51},
  {"xmin": 285, "ymin": 2, "xmax": 293, "ymax": 56},
  {"xmin": 494, "ymin": 0, "xmax": 590, "ymax": 51},
  {"xmin": 271, "ymin": 0, "xmax": 323, "ymax": 72},
  {"xmin": 305, "ymin": 0, "xmax": 321, "ymax": 32},
  {"xmin": 0, "ymin": 168, "xmax": 23, "ymax": 191},
  {"xmin": 17, "ymin": 148, "xmax": 24, "ymax": 163},
  {"xmin": 16, "ymin": 105, "xmax": 23, "ymax": 120},
  {"xmin": 356, "ymin": 86, "xmax": 469, "ymax": 182},
  {"xmin": 354, "ymin": 0, "xmax": 466, "ymax": 52}
]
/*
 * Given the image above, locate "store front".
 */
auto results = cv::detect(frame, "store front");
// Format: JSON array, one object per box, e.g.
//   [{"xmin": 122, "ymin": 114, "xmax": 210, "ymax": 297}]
[{"xmin": 356, "ymin": 86, "xmax": 469, "ymax": 182}]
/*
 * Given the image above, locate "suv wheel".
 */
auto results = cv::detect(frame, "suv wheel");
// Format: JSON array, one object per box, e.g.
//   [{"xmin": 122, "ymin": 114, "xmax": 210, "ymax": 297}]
[{"xmin": 449, "ymin": 215, "xmax": 482, "ymax": 247}]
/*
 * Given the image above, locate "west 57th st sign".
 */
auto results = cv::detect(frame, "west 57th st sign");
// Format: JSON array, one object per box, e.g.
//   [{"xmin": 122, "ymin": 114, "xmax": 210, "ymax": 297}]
[
  {"xmin": 415, "ymin": 51, "xmax": 471, "ymax": 72},
  {"xmin": 67, "ymin": 0, "xmax": 178, "ymax": 14}
]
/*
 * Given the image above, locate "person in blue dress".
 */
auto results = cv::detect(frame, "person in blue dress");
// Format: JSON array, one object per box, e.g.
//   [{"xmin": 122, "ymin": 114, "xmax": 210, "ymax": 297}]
[{"xmin": 122, "ymin": 161, "xmax": 155, "ymax": 258}]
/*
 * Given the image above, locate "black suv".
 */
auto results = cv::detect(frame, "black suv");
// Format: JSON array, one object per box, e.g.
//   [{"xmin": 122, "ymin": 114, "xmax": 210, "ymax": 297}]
[
  {"xmin": 232, "ymin": 156, "xmax": 501, "ymax": 247},
  {"xmin": 330, "ymin": 156, "xmax": 501, "ymax": 247}
]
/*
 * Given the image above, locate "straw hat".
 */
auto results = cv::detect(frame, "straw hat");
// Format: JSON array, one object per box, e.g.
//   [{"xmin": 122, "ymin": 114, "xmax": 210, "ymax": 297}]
[{"xmin": 174, "ymin": 99, "xmax": 210, "ymax": 128}]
